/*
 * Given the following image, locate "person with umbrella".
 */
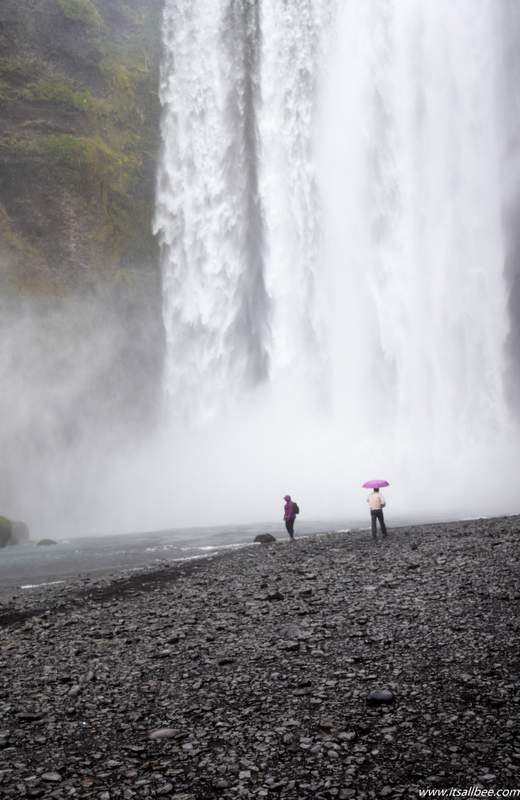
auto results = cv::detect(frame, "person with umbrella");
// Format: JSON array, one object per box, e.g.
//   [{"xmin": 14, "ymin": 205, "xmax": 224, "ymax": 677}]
[{"xmin": 363, "ymin": 480, "xmax": 389, "ymax": 542}]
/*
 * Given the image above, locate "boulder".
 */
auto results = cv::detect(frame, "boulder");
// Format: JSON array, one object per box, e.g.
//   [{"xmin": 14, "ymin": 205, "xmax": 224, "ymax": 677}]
[
  {"xmin": 366, "ymin": 689, "xmax": 395, "ymax": 706},
  {"xmin": 10, "ymin": 520, "xmax": 30, "ymax": 545},
  {"xmin": 0, "ymin": 517, "xmax": 11, "ymax": 548},
  {"xmin": 0, "ymin": 516, "xmax": 30, "ymax": 546},
  {"xmin": 254, "ymin": 533, "xmax": 276, "ymax": 544}
]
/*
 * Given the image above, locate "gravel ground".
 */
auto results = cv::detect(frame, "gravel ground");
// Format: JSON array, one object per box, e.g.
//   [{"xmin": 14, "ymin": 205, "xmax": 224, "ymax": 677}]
[{"xmin": 1, "ymin": 516, "xmax": 519, "ymax": 799}]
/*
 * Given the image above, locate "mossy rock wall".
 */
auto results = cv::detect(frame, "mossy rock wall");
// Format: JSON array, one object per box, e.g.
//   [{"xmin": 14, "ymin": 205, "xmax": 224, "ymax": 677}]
[
  {"xmin": 0, "ymin": 0, "xmax": 164, "ymax": 294},
  {"xmin": 0, "ymin": 516, "xmax": 12, "ymax": 548},
  {"xmin": 0, "ymin": 0, "xmax": 165, "ymax": 432}
]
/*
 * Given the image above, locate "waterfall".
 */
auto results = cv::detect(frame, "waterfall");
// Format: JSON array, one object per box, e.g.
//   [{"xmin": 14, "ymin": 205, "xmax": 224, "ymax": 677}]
[
  {"xmin": 155, "ymin": 0, "xmax": 517, "ymax": 521},
  {"xmin": 312, "ymin": 0, "xmax": 510, "ymax": 478}
]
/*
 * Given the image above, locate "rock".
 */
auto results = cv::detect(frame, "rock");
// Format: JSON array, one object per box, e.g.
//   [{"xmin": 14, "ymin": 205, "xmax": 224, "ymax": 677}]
[
  {"xmin": 10, "ymin": 520, "xmax": 30, "ymax": 545},
  {"xmin": 366, "ymin": 689, "xmax": 395, "ymax": 706},
  {"xmin": 319, "ymin": 718, "xmax": 334, "ymax": 730},
  {"xmin": 281, "ymin": 640, "xmax": 300, "ymax": 652},
  {"xmin": 2, "ymin": 514, "xmax": 520, "ymax": 799},
  {"xmin": 16, "ymin": 712, "xmax": 43, "ymax": 722},
  {"xmin": 217, "ymin": 655, "xmax": 236, "ymax": 665},
  {"xmin": 487, "ymin": 694, "xmax": 507, "ymax": 707},
  {"xmin": 266, "ymin": 590, "xmax": 284, "ymax": 601},
  {"xmin": 0, "ymin": 517, "xmax": 29, "ymax": 546},
  {"xmin": 149, "ymin": 728, "xmax": 184, "ymax": 740},
  {"xmin": 41, "ymin": 772, "xmax": 62, "ymax": 782},
  {"xmin": 37, "ymin": 538, "xmax": 57, "ymax": 546},
  {"xmin": 0, "ymin": 516, "xmax": 12, "ymax": 548},
  {"xmin": 157, "ymin": 784, "xmax": 174, "ymax": 795},
  {"xmin": 254, "ymin": 533, "xmax": 276, "ymax": 544}
]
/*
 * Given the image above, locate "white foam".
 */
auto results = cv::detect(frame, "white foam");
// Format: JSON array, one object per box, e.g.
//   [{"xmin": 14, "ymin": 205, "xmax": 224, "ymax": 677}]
[{"xmin": 20, "ymin": 580, "xmax": 66, "ymax": 590}]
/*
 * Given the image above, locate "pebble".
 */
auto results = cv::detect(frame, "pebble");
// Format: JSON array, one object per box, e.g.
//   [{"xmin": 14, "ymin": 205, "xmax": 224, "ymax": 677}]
[
  {"xmin": 149, "ymin": 728, "xmax": 182, "ymax": 740},
  {"xmin": 41, "ymin": 772, "xmax": 62, "ymax": 783},
  {"xmin": 157, "ymin": 784, "xmax": 173, "ymax": 795},
  {"xmin": 1, "ymin": 517, "xmax": 519, "ymax": 799}
]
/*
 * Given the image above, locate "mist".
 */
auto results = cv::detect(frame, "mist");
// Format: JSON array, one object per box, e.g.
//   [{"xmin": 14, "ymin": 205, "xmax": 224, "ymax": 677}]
[{"xmin": 2, "ymin": 0, "xmax": 520, "ymax": 540}]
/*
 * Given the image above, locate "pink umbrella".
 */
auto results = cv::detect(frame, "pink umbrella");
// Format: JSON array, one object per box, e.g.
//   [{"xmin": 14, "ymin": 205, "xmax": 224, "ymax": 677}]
[{"xmin": 362, "ymin": 479, "xmax": 389, "ymax": 488}]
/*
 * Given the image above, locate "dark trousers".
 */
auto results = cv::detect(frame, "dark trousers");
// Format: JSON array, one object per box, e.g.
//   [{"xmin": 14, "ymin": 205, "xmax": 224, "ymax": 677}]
[
  {"xmin": 371, "ymin": 509, "xmax": 387, "ymax": 540},
  {"xmin": 285, "ymin": 517, "xmax": 295, "ymax": 539}
]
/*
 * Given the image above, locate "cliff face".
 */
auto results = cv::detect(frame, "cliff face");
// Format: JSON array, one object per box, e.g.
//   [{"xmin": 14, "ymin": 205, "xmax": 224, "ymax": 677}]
[
  {"xmin": 0, "ymin": 0, "xmax": 163, "ymax": 295},
  {"xmin": 0, "ymin": 0, "xmax": 166, "ymax": 460}
]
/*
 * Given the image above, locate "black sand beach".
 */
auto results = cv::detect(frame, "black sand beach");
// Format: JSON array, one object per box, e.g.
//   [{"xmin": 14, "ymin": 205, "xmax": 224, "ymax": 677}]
[{"xmin": 1, "ymin": 516, "xmax": 519, "ymax": 799}]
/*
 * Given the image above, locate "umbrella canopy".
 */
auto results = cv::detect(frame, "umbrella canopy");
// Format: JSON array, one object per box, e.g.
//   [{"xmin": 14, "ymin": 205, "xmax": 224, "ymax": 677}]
[{"xmin": 362, "ymin": 479, "xmax": 389, "ymax": 488}]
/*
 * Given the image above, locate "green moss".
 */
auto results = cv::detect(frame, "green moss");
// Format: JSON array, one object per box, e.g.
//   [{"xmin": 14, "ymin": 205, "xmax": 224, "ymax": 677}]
[
  {"xmin": 0, "ymin": 2, "xmax": 161, "ymax": 278},
  {"xmin": 0, "ymin": 516, "xmax": 12, "ymax": 548},
  {"xmin": 0, "ymin": 208, "xmax": 40, "ymax": 261},
  {"xmin": 0, "ymin": 79, "xmax": 13, "ymax": 102},
  {"xmin": 0, "ymin": 55, "xmax": 41, "ymax": 83},
  {"xmin": 56, "ymin": 0, "xmax": 103, "ymax": 30},
  {"xmin": 1, "ymin": 132, "xmax": 138, "ymax": 190},
  {"xmin": 27, "ymin": 80, "xmax": 109, "ymax": 113},
  {"xmin": 40, "ymin": 134, "xmax": 139, "ymax": 191}
]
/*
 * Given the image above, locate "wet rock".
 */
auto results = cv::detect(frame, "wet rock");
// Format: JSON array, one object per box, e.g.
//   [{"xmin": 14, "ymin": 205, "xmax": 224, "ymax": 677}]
[
  {"xmin": 157, "ymin": 784, "xmax": 174, "ymax": 795},
  {"xmin": 2, "ymin": 514, "xmax": 520, "ymax": 798},
  {"xmin": 366, "ymin": 689, "xmax": 395, "ymax": 706},
  {"xmin": 254, "ymin": 534, "xmax": 276, "ymax": 544},
  {"xmin": 217, "ymin": 655, "xmax": 236, "ymax": 665},
  {"xmin": 41, "ymin": 772, "xmax": 62, "ymax": 782},
  {"xmin": 0, "ymin": 515, "xmax": 12, "ymax": 547},
  {"xmin": 149, "ymin": 728, "xmax": 184, "ymax": 740}
]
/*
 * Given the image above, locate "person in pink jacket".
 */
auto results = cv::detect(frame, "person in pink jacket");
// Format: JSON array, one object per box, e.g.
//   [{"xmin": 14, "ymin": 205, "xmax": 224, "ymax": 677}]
[{"xmin": 283, "ymin": 495, "xmax": 299, "ymax": 540}]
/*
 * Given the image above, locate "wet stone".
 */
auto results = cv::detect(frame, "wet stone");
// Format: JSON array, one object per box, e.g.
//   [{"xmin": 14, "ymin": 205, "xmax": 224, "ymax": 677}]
[
  {"xmin": 41, "ymin": 772, "xmax": 62, "ymax": 783},
  {"xmin": 366, "ymin": 689, "xmax": 395, "ymax": 706},
  {"xmin": 149, "ymin": 728, "xmax": 183, "ymax": 740}
]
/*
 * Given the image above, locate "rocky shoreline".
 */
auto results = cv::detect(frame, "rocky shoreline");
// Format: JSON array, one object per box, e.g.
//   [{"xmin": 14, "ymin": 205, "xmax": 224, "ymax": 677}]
[{"xmin": 1, "ymin": 516, "xmax": 519, "ymax": 799}]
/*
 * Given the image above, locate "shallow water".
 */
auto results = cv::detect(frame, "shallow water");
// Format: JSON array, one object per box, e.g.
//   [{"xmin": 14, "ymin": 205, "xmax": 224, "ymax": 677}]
[
  {"xmin": 0, "ymin": 519, "xmax": 343, "ymax": 589},
  {"xmin": 0, "ymin": 509, "xmax": 476, "ymax": 590}
]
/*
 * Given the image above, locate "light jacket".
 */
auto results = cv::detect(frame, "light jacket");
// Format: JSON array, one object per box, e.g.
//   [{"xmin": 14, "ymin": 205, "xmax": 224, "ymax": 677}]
[{"xmin": 367, "ymin": 491, "xmax": 385, "ymax": 511}]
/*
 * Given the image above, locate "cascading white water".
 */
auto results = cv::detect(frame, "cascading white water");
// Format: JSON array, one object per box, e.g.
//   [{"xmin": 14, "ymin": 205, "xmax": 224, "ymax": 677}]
[
  {"xmin": 154, "ymin": 0, "xmax": 518, "ymax": 522},
  {"xmin": 318, "ymin": 0, "xmax": 508, "ymax": 455}
]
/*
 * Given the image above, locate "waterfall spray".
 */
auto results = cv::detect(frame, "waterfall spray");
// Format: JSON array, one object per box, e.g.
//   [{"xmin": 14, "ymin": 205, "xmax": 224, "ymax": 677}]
[{"xmin": 153, "ymin": 0, "xmax": 518, "ymax": 525}]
